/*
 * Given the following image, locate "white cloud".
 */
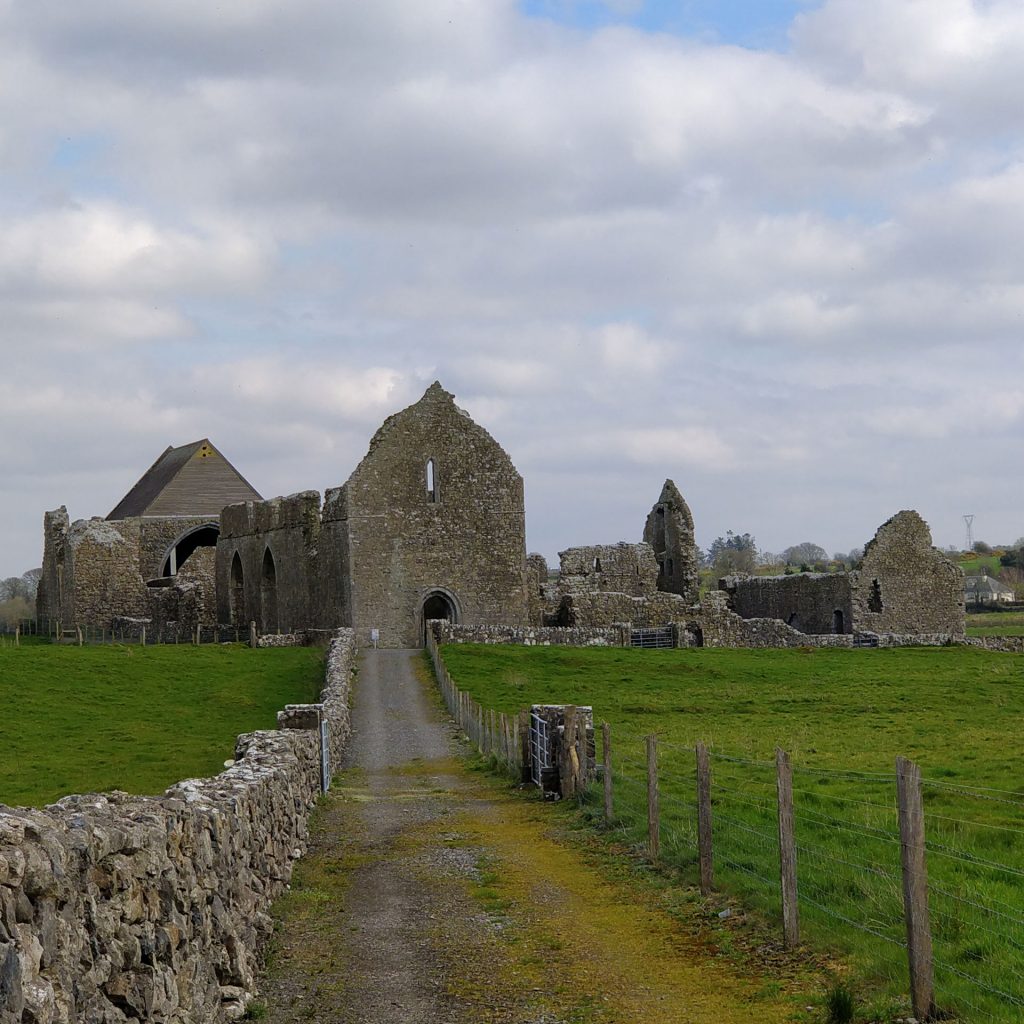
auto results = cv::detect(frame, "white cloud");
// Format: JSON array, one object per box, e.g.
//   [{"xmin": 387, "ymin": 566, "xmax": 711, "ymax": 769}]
[{"xmin": 2, "ymin": 1, "xmax": 1024, "ymax": 576}]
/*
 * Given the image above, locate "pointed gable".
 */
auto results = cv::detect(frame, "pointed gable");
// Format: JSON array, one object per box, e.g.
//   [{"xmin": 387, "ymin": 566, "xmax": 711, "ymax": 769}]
[{"xmin": 107, "ymin": 440, "xmax": 262, "ymax": 520}]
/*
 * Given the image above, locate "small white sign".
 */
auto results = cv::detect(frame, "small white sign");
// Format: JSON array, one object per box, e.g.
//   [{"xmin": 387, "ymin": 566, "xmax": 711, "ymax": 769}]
[{"xmin": 370, "ymin": 628, "xmax": 380, "ymax": 648}]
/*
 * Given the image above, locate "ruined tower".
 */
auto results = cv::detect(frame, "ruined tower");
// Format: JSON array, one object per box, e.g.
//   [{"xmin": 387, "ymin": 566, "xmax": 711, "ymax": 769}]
[{"xmin": 643, "ymin": 479, "xmax": 699, "ymax": 605}]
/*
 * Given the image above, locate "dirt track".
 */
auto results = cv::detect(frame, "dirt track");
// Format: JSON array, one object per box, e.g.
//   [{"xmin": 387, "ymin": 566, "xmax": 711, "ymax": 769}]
[{"xmin": 259, "ymin": 649, "xmax": 809, "ymax": 1023}]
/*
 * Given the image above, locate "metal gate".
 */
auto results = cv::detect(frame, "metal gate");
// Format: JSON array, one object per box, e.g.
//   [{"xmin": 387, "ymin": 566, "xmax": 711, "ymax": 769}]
[
  {"xmin": 529, "ymin": 711, "xmax": 551, "ymax": 787},
  {"xmin": 630, "ymin": 626, "xmax": 675, "ymax": 649}
]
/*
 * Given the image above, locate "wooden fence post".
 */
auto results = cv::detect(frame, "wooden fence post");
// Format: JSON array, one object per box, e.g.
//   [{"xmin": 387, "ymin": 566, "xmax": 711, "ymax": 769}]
[
  {"xmin": 76, "ymin": 625, "xmax": 83, "ymax": 647},
  {"xmin": 776, "ymin": 748, "xmax": 799, "ymax": 948},
  {"xmin": 14, "ymin": 625, "xmax": 19, "ymax": 648},
  {"xmin": 647, "ymin": 734, "xmax": 660, "ymax": 862},
  {"xmin": 896, "ymin": 756, "xmax": 936, "ymax": 1022},
  {"xmin": 696, "ymin": 741, "xmax": 714, "ymax": 895},
  {"xmin": 249, "ymin": 621, "xmax": 257, "ymax": 648},
  {"xmin": 602, "ymin": 722, "xmax": 613, "ymax": 823},
  {"xmin": 518, "ymin": 709, "xmax": 530, "ymax": 780},
  {"xmin": 560, "ymin": 706, "xmax": 578, "ymax": 799}
]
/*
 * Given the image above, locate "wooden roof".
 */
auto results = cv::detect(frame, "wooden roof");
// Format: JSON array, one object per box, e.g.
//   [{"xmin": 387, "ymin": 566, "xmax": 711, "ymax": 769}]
[{"xmin": 107, "ymin": 439, "xmax": 262, "ymax": 520}]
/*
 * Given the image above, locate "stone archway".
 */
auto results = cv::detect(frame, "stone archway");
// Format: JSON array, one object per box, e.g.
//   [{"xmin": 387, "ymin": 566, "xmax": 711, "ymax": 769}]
[
  {"xmin": 420, "ymin": 588, "xmax": 459, "ymax": 646},
  {"xmin": 160, "ymin": 523, "xmax": 220, "ymax": 578}
]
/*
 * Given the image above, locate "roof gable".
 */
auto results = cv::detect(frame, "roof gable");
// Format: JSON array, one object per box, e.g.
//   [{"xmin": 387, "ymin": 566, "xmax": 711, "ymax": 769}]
[{"xmin": 107, "ymin": 440, "xmax": 262, "ymax": 519}]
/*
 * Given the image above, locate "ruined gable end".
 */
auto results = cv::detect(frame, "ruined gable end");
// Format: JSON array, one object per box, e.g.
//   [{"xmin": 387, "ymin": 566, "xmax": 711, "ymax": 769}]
[
  {"xmin": 341, "ymin": 381, "xmax": 529, "ymax": 647},
  {"xmin": 643, "ymin": 479, "xmax": 700, "ymax": 604},
  {"xmin": 852, "ymin": 510, "xmax": 965, "ymax": 635}
]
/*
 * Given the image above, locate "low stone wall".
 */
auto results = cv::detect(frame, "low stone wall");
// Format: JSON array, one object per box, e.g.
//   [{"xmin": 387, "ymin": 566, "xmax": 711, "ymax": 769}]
[
  {"xmin": 0, "ymin": 629, "xmax": 356, "ymax": 1024},
  {"xmin": 961, "ymin": 635, "xmax": 1024, "ymax": 653},
  {"xmin": 435, "ymin": 621, "xmax": 626, "ymax": 647}
]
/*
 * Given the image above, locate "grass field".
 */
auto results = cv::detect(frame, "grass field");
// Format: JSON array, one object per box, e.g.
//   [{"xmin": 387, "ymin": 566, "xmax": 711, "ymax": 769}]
[
  {"xmin": 957, "ymin": 555, "xmax": 1004, "ymax": 577},
  {"xmin": 965, "ymin": 610, "xmax": 1024, "ymax": 636},
  {"xmin": 440, "ymin": 643, "xmax": 1024, "ymax": 1022},
  {"xmin": 0, "ymin": 643, "xmax": 324, "ymax": 807}
]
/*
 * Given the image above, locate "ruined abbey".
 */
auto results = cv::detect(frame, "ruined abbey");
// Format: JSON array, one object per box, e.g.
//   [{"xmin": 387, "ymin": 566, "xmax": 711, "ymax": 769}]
[{"xmin": 37, "ymin": 382, "xmax": 965, "ymax": 647}]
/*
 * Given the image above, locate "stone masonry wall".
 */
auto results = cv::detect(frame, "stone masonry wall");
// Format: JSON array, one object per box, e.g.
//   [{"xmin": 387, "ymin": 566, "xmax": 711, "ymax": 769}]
[
  {"xmin": 434, "ymin": 621, "xmax": 626, "ymax": 646},
  {"xmin": 0, "ymin": 630, "xmax": 356, "ymax": 1024},
  {"xmin": 852, "ymin": 511, "xmax": 964, "ymax": 635},
  {"xmin": 643, "ymin": 480, "xmax": 700, "ymax": 603},
  {"xmin": 557, "ymin": 543, "xmax": 658, "ymax": 598},
  {"xmin": 721, "ymin": 572, "xmax": 853, "ymax": 634},
  {"xmin": 342, "ymin": 382, "xmax": 529, "ymax": 647},
  {"xmin": 216, "ymin": 492, "xmax": 328, "ymax": 634}
]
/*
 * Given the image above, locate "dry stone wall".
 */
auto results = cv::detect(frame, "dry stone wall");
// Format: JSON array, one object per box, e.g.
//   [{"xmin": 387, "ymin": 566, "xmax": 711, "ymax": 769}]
[
  {"xmin": 557, "ymin": 543, "xmax": 658, "ymax": 598},
  {"xmin": 0, "ymin": 630, "xmax": 355, "ymax": 1024},
  {"xmin": 435, "ymin": 621, "xmax": 626, "ymax": 647}
]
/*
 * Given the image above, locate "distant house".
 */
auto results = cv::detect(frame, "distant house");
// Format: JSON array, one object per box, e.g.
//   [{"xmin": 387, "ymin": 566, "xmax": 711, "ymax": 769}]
[{"xmin": 964, "ymin": 574, "xmax": 1015, "ymax": 605}]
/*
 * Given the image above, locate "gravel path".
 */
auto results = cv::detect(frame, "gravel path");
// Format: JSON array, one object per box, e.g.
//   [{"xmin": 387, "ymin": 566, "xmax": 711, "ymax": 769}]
[{"xmin": 259, "ymin": 649, "xmax": 812, "ymax": 1024}]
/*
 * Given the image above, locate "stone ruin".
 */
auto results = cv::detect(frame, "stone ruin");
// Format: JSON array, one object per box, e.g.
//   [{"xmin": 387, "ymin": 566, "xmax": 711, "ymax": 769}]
[{"xmin": 36, "ymin": 384, "xmax": 964, "ymax": 647}]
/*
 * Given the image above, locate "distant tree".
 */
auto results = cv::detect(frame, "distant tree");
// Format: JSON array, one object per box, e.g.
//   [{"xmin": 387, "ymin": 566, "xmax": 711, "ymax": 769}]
[
  {"xmin": 0, "ymin": 570, "xmax": 41, "ymax": 603},
  {"xmin": 1001, "ymin": 547, "xmax": 1024, "ymax": 569},
  {"xmin": 0, "ymin": 596, "xmax": 31, "ymax": 627},
  {"xmin": 782, "ymin": 542, "xmax": 828, "ymax": 567},
  {"xmin": 973, "ymin": 540, "xmax": 993, "ymax": 555},
  {"xmin": 708, "ymin": 531, "xmax": 757, "ymax": 574}
]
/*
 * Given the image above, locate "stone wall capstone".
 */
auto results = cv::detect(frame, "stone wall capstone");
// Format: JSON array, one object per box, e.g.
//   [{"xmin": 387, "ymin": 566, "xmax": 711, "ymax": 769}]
[{"xmin": 0, "ymin": 630, "xmax": 355, "ymax": 1024}]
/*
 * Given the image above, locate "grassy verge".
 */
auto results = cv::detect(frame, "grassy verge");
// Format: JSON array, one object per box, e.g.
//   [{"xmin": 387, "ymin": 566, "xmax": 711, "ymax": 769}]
[
  {"xmin": 440, "ymin": 643, "xmax": 1024, "ymax": 1022},
  {"xmin": 0, "ymin": 643, "xmax": 323, "ymax": 806}
]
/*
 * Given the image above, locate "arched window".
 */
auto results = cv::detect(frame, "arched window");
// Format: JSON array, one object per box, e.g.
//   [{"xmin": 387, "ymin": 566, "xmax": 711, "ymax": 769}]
[
  {"xmin": 230, "ymin": 553, "xmax": 245, "ymax": 627},
  {"xmin": 426, "ymin": 458, "xmax": 438, "ymax": 503},
  {"xmin": 261, "ymin": 548, "xmax": 279, "ymax": 634}
]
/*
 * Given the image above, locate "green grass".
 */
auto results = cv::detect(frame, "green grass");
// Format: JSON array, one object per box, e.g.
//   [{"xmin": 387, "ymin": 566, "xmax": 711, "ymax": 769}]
[
  {"xmin": 440, "ymin": 643, "xmax": 1024, "ymax": 1022},
  {"xmin": 958, "ymin": 555, "xmax": 1003, "ymax": 577},
  {"xmin": 965, "ymin": 611, "xmax": 1024, "ymax": 637},
  {"xmin": 0, "ymin": 643, "xmax": 323, "ymax": 806}
]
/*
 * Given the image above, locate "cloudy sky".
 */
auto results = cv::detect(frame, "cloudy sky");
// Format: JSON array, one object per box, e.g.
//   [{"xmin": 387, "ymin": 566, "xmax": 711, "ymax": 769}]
[{"xmin": 2, "ymin": 0, "xmax": 1023, "ymax": 579}]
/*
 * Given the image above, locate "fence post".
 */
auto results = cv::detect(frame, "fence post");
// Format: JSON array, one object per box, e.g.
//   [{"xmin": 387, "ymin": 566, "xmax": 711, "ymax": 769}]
[
  {"xmin": 140, "ymin": 624, "xmax": 146, "ymax": 646},
  {"xmin": 76, "ymin": 625, "xmax": 83, "ymax": 647},
  {"xmin": 602, "ymin": 722, "xmax": 613, "ymax": 823},
  {"xmin": 646, "ymin": 734, "xmax": 660, "ymax": 862},
  {"xmin": 14, "ymin": 626, "xmax": 19, "ymax": 648},
  {"xmin": 696, "ymin": 741, "xmax": 714, "ymax": 894},
  {"xmin": 518, "ymin": 709, "xmax": 530, "ymax": 780},
  {"xmin": 560, "ymin": 706, "xmax": 578, "ymax": 799},
  {"xmin": 776, "ymin": 748, "xmax": 799, "ymax": 947},
  {"xmin": 249, "ymin": 621, "xmax": 257, "ymax": 648},
  {"xmin": 896, "ymin": 756, "xmax": 935, "ymax": 1022}
]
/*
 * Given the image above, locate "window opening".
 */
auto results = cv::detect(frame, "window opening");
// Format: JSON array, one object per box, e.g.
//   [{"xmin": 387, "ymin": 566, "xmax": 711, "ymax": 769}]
[
  {"xmin": 868, "ymin": 579, "xmax": 883, "ymax": 613},
  {"xmin": 230, "ymin": 553, "xmax": 245, "ymax": 627},
  {"xmin": 593, "ymin": 557, "xmax": 602, "ymax": 572},
  {"xmin": 833, "ymin": 609, "xmax": 845, "ymax": 633},
  {"xmin": 426, "ymin": 458, "xmax": 438, "ymax": 503},
  {"xmin": 261, "ymin": 548, "xmax": 279, "ymax": 634}
]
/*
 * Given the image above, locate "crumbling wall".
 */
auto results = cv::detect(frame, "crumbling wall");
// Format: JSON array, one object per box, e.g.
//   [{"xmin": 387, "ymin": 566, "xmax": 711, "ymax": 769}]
[
  {"xmin": 138, "ymin": 517, "xmax": 219, "ymax": 581},
  {"xmin": 147, "ymin": 547, "xmax": 217, "ymax": 633},
  {"xmin": 852, "ymin": 511, "xmax": 965, "ymax": 635},
  {"xmin": 0, "ymin": 631, "xmax": 355, "ymax": 1024},
  {"xmin": 556, "ymin": 589, "xmax": 690, "ymax": 629},
  {"xmin": 35, "ymin": 508, "xmax": 69, "ymax": 623},
  {"xmin": 721, "ymin": 572, "xmax": 853, "ymax": 634},
  {"xmin": 557, "ymin": 543, "xmax": 658, "ymax": 598},
  {"xmin": 216, "ymin": 492, "xmax": 327, "ymax": 633},
  {"xmin": 643, "ymin": 479, "xmax": 700, "ymax": 603}
]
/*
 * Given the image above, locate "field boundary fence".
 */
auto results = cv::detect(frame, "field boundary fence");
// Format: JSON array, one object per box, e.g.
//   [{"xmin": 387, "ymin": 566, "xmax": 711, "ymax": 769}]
[
  {"xmin": 426, "ymin": 626, "xmax": 526, "ymax": 773},
  {"xmin": 1, "ymin": 618, "xmax": 274, "ymax": 647},
  {"xmin": 602, "ymin": 728, "xmax": 1024, "ymax": 1023}
]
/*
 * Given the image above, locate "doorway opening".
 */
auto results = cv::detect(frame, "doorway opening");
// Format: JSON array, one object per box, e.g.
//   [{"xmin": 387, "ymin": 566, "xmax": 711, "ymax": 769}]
[{"xmin": 420, "ymin": 589, "xmax": 458, "ymax": 646}]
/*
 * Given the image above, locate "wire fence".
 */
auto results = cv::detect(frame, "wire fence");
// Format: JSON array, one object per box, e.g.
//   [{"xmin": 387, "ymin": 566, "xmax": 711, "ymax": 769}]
[
  {"xmin": 603, "ymin": 735, "xmax": 1024, "ymax": 1023},
  {"xmin": 0, "ymin": 617, "xmax": 256, "ymax": 646}
]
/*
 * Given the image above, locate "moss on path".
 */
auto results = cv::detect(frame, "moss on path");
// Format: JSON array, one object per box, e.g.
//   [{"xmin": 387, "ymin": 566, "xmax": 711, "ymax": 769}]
[{"xmin": 259, "ymin": 651, "xmax": 819, "ymax": 1023}]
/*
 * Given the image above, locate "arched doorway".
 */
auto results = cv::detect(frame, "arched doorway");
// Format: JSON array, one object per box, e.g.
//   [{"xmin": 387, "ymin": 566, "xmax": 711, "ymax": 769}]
[
  {"xmin": 420, "ymin": 588, "xmax": 459, "ymax": 646},
  {"xmin": 230, "ymin": 553, "xmax": 245, "ymax": 626},
  {"xmin": 160, "ymin": 523, "xmax": 220, "ymax": 577},
  {"xmin": 260, "ymin": 548, "xmax": 278, "ymax": 634}
]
